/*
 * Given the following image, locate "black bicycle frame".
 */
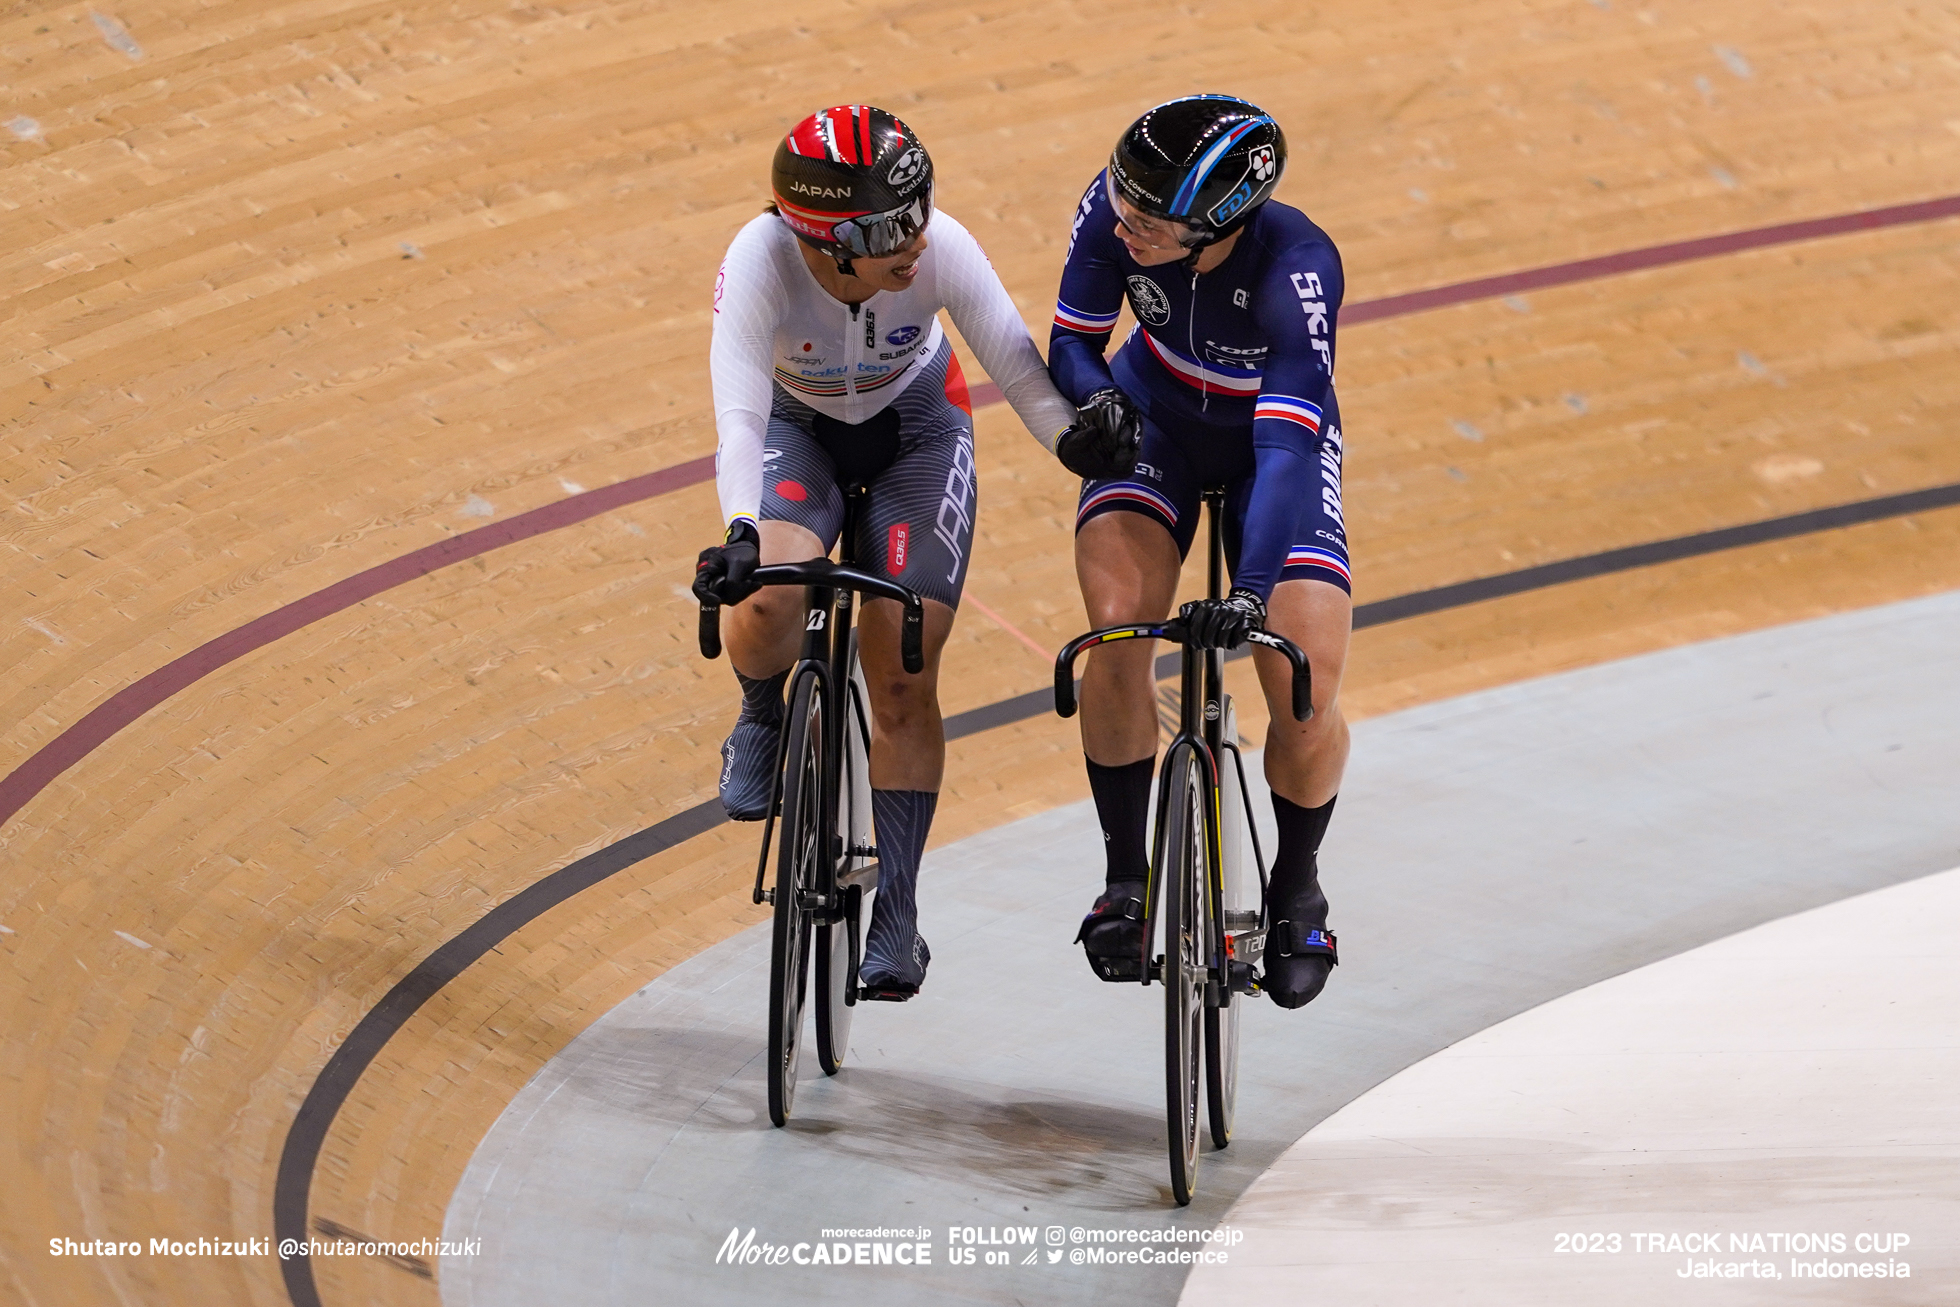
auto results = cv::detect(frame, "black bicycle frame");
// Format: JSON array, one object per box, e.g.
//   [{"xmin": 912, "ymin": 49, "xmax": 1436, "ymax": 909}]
[
  {"xmin": 696, "ymin": 486, "xmax": 923, "ymax": 924},
  {"xmin": 1053, "ymin": 488, "xmax": 1311, "ymax": 993}
]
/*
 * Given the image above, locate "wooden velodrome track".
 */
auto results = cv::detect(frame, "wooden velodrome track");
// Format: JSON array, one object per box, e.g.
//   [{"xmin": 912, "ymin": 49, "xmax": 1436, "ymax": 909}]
[{"xmin": 4, "ymin": 1, "xmax": 1959, "ymax": 1303}]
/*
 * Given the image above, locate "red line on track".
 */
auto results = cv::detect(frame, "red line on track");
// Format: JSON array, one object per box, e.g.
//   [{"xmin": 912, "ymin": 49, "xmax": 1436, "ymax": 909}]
[
  {"xmin": 6, "ymin": 193, "xmax": 1958, "ymax": 829},
  {"xmin": 1344, "ymin": 193, "xmax": 1960, "ymax": 324},
  {"xmin": 0, "ymin": 456, "xmax": 713, "ymax": 829}
]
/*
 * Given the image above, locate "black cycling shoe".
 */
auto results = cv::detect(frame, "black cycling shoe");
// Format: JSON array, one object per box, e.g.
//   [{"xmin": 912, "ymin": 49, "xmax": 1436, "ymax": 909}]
[
  {"xmin": 1264, "ymin": 920, "xmax": 1337, "ymax": 1008},
  {"xmin": 1075, "ymin": 880, "xmax": 1147, "ymax": 982},
  {"xmin": 1262, "ymin": 871, "xmax": 1336, "ymax": 1008}
]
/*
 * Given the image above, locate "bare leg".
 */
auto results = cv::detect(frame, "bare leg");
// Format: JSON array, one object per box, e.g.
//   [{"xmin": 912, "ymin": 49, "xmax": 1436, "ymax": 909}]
[
  {"xmin": 1253, "ymin": 577, "xmax": 1352, "ymax": 807},
  {"xmin": 856, "ymin": 596, "xmax": 956, "ymax": 792},
  {"xmin": 722, "ymin": 520, "xmax": 827, "ymax": 679},
  {"xmin": 1253, "ymin": 576, "xmax": 1352, "ymax": 1009},
  {"xmin": 1074, "ymin": 511, "xmax": 1183, "ymax": 766},
  {"xmin": 855, "ymin": 595, "xmax": 957, "ymax": 995}
]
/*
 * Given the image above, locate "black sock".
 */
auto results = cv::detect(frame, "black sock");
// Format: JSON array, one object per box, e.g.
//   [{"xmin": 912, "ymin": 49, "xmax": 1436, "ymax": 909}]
[
  {"xmin": 735, "ymin": 669, "xmax": 787, "ymax": 725},
  {"xmin": 1086, "ymin": 755, "xmax": 1154, "ymax": 886},
  {"xmin": 1270, "ymin": 793, "xmax": 1336, "ymax": 918}
]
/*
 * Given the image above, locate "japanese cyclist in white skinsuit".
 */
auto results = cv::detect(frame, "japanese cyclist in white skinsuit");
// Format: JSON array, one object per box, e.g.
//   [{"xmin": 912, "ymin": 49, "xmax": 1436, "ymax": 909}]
[{"xmin": 691, "ymin": 105, "xmax": 1140, "ymax": 1000}]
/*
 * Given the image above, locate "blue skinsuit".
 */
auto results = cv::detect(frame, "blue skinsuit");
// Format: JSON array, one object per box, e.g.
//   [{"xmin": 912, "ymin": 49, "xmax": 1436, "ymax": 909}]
[{"xmin": 1048, "ymin": 171, "xmax": 1350, "ymax": 598}]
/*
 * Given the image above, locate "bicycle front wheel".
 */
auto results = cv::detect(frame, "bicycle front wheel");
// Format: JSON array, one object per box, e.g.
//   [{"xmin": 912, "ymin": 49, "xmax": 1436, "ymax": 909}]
[
  {"xmin": 817, "ymin": 641, "xmax": 872, "ymax": 1075},
  {"xmin": 1207, "ymin": 698, "xmax": 1250, "ymax": 1149},
  {"xmin": 1158, "ymin": 744, "xmax": 1208, "ymax": 1205},
  {"xmin": 767, "ymin": 668, "xmax": 823, "ymax": 1127}
]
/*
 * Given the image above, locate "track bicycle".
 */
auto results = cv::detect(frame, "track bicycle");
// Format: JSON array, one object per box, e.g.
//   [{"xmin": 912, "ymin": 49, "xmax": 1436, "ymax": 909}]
[
  {"xmin": 698, "ymin": 483, "xmax": 925, "ymax": 1127},
  {"xmin": 1054, "ymin": 486, "xmax": 1312, "ymax": 1204}
]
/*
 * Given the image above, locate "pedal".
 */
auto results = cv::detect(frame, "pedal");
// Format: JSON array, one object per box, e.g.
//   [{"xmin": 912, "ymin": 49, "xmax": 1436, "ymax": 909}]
[
  {"xmin": 1147, "ymin": 955, "xmax": 1164, "ymax": 983},
  {"xmin": 760, "ymin": 888, "xmax": 775, "ymax": 905},
  {"xmin": 1085, "ymin": 952, "xmax": 1144, "ymax": 983},
  {"xmin": 1229, "ymin": 959, "xmax": 1261, "ymax": 995}
]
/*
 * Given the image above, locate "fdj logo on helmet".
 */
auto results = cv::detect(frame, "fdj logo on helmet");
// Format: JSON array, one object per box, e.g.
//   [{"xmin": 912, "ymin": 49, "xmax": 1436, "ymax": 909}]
[
  {"xmin": 1209, "ymin": 180, "xmax": 1255, "ymax": 226},
  {"xmin": 887, "ymin": 147, "xmax": 927, "ymax": 189}
]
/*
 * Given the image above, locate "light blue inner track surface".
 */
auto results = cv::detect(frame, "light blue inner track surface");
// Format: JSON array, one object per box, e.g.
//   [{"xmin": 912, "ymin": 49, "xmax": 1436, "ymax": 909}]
[{"xmin": 442, "ymin": 590, "xmax": 1960, "ymax": 1306}]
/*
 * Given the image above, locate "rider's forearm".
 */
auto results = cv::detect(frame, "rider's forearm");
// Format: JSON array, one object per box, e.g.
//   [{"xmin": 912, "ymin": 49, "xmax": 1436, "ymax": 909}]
[
  {"xmin": 710, "ymin": 408, "xmax": 768, "ymax": 528},
  {"xmin": 935, "ymin": 214, "xmax": 1077, "ymax": 451},
  {"xmin": 1046, "ymin": 326, "xmax": 1118, "ymax": 407}
]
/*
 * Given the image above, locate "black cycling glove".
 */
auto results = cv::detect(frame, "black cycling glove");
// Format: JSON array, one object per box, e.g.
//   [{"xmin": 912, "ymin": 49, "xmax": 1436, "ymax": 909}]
[
  {"xmin": 693, "ymin": 519, "xmax": 762, "ymax": 605},
  {"xmin": 1056, "ymin": 386, "xmax": 1142, "ymax": 479},
  {"xmin": 1184, "ymin": 587, "xmax": 1266, "ymax": 650}
]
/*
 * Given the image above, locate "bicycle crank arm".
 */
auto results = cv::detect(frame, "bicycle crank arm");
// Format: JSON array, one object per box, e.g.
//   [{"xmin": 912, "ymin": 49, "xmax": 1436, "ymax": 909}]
[{"xmin": 1227, "ymin": 926, "xmax": 1267, "ymax": 966}]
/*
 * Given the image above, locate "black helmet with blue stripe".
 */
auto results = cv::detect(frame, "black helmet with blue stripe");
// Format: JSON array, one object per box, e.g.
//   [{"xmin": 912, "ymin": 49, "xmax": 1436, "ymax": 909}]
[{"xmin": 1108, "ymin": 95, "xmax": 1287, "ymax": 245}]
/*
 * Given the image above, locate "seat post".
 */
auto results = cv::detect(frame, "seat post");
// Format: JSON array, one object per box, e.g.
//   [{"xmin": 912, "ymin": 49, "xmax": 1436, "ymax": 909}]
[
  {"xmin": 1202, "ymin": 486, "xmax": 1226, "ymax": 601},
  {"xmin": 838, "ymin": 482, "xmax": 870, "ymax": 569},
  {"xmin": 1201, "ymin": 485, "xmax": 1227, "ymax": 751}
]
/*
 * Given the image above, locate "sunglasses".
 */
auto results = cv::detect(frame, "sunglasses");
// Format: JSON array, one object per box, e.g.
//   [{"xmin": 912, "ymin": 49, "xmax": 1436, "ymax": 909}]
[{"xmin": 829, "ymin": 192, "xmax": 933, "ymax": 259}]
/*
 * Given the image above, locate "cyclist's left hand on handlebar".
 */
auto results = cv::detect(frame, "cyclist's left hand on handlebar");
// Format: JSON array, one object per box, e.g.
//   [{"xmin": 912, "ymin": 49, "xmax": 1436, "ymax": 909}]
[
  {"xmin": 1185, "ymin": 587, "xmax": 1266, "ymax": 650},
  {"xmin": 1055, "ymin": 387, "xmax": 1142, "ymax": 479},
  {"xmin": 693, "ymin": 520, "xmax": 761, "ymax": 605}
]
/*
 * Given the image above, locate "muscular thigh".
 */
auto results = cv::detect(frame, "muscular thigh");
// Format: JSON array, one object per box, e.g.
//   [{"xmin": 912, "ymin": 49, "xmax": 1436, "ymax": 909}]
[
  {"xmin": 859, "ymin": 415, "xmax": 975, "ymax": 611},
  {"xmin": 758, "ymin": 394, "xmax": 846, "ymax": 548}
]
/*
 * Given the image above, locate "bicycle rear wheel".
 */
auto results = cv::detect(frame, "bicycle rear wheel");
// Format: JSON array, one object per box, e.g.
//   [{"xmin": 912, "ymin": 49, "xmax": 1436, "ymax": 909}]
[
  {"xmin": 767, "ymin": 668, "xmax": 823, "ymax": 1126},
  {"xmin": 1158, "ymin": 744, "xmax": 1208, "ymax": 1205},
  {"xmin": 1207, "ymin": 697, "xmax": 1250, "ymax": 1148},
  {"xmin": 817, "ymin": 641, "xmax": 872, "ymax": 1075}
]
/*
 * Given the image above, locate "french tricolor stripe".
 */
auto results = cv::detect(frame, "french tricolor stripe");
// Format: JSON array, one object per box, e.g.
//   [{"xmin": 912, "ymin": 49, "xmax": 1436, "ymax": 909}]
[
  {"xmin": 1054, "ymin": 300, "xmax": 1120, "ymax": 333},
  {"xmin": 1284, "ymin": 546, "xmax": 1350, "ymax": 582},
  {"xmin": 1255, "ymin": 396, "xmax": 1323, "ymax": 433},
  {"xmin": 1141, "ymin": 331, "xmax": 1263, "ymax": 395},
  {"xmin": 1078, "ymin": 482, "xmax": 1179, "ymax": 525}
]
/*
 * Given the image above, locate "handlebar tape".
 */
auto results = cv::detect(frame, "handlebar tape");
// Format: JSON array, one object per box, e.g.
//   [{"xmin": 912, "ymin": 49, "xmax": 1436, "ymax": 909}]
[{"xmin": 698, "ymin": 602, "xmax": 721, "ymax": 660}]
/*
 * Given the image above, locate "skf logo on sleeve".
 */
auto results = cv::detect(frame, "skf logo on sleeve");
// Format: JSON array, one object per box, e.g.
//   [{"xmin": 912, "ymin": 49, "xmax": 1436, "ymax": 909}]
[
  {"xmin": 888, "ymin": 523, "xmax": 910, "ymax": 573},
  {"xmin": 1066, "ymin": 179, "xmax": 1097, "ymax": 260},
  {"xmin": 1289, "ymin": 271, "xmax": 1334, "ymax": 373}
]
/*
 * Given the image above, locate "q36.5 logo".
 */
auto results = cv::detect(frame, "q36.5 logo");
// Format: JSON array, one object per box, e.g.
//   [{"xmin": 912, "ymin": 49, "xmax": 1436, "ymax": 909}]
[{"xmin": 1126, "ymin": 275, "xmax": 1172, "ymax": 326}]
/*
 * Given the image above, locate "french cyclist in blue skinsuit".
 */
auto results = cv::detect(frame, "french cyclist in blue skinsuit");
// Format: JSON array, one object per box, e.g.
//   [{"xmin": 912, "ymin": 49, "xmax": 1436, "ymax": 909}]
[{"xmin": 1049, "ymin": 96, "xmax": 1351, "ymax": 1009}]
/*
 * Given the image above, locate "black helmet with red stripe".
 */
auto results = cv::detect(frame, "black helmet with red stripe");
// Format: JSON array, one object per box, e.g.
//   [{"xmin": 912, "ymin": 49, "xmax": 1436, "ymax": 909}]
[{"xmin": 772, "ymin": 105, "xmax": 934, "ymax": 267}]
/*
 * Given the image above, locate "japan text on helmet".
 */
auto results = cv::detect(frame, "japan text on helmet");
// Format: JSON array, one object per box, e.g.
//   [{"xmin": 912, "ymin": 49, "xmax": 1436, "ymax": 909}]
[
  {"xmin": 772, "ymin": 105, "xmax": 934, "ymax": 264},
  {"xmin": 1107, "ymin": 95, "xmax": 1286, "ymax": 245}
]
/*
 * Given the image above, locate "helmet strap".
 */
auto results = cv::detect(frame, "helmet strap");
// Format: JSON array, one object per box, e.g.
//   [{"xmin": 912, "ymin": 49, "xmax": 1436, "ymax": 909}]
[{"xmin": 834, "ymin": 257, "xmax": 857, "ymax": 278}]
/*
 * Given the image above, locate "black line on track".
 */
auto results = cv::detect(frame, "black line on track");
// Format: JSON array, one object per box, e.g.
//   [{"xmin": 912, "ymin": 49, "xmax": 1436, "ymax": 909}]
[{"xmin": 276, "ymin": 479, "xmax": 1960, "ymax": 1307}]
